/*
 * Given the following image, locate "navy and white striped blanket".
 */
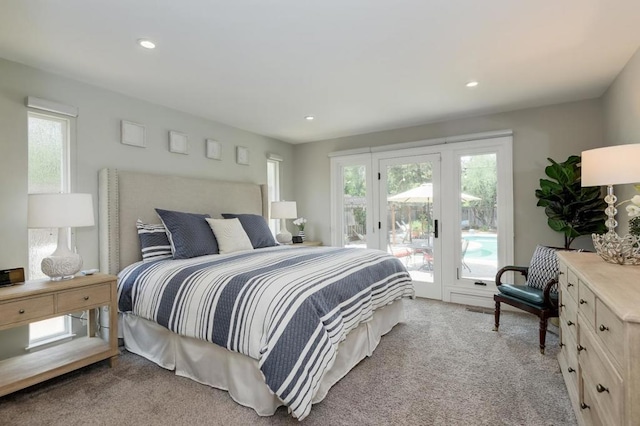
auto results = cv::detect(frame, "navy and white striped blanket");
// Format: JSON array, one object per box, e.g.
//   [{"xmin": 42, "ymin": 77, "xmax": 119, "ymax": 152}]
[{"xmin": 118, "ymin": 246, "xmax": 413, "ymax": 419}]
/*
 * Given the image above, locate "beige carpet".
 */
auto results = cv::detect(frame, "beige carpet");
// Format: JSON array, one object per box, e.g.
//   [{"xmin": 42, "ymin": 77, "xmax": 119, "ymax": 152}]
[{"xmin": 0, "ymin": 299, "xmax": 576, "ymax": 425}]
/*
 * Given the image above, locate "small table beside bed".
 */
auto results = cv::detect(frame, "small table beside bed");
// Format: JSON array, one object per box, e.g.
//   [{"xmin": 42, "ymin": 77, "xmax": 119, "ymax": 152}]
[{"xmin": 98, "ymin": 168, "xmax": 414, "ymax": 420}]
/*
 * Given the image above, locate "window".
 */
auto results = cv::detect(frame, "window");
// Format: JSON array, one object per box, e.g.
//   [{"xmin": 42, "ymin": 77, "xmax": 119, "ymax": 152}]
[
  {"xmin": 329, "ymin": 154, "xmax": 374, "ymax": 248},
  {"xmin": 27, "ymin": 111, "xmax": 73, "ymax": 345},
  {"xmin": 267, "ymin": 158, "xmax": 281, "ymax": 235}
]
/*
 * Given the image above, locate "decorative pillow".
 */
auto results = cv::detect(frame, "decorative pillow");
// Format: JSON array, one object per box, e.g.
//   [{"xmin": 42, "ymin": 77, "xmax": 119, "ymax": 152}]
[
  {"xmin": 155, "ymin": 208, "xmax": 218, "ymax": 259},
  {"xmin": 136, "ymin": 219, "xmax": 172, "ymax": 262},
  {"xmin": 205, "ymin": 218, "xmax": 254, "ymax": 254},
  {"xmin": 221, "ymin": 213, "xmax": 278, "ymax": 249},
  {"xmin": 527, "ymin": 245, "xmax": 559, "ymax": 292}
]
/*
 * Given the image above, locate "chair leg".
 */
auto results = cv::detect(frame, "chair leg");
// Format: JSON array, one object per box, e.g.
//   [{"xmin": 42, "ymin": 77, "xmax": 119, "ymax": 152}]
[
  {"xmin": 493, "ymin": 300, "xmax": 500, "ymax": 331},
  {"xmin": 539, "ymin": 315, "xmax": 548, "ymax": 354}
]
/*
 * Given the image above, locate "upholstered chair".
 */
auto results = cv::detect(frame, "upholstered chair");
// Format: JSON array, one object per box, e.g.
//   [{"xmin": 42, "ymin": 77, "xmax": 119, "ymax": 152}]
[{"xmin": 493, "ymin": 245, "xmax": 561, "ymax": 354}]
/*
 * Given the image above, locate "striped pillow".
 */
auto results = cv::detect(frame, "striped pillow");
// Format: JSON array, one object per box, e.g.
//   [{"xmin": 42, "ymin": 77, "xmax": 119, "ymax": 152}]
[{"xmin": 136, "ymin": 219, "xmax": 172, "ymax": 262}]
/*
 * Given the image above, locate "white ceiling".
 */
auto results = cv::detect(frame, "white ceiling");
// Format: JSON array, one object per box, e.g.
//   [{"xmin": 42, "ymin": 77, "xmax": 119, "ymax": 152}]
[{"xmin": 1, "ymin": 1, "xmax": 639, "ymax": 144}]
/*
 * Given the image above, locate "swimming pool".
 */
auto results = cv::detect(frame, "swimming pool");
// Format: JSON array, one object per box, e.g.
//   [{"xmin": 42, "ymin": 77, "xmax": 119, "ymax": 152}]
[{"xmin": 463, "ymin": 234, "xmax": 497, "ymax": 259}]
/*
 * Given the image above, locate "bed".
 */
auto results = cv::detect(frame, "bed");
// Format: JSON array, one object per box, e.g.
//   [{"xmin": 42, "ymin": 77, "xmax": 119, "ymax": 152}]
[{"xmin": 98, "ymin": 168, "xmax": 414, "ymax": 420}]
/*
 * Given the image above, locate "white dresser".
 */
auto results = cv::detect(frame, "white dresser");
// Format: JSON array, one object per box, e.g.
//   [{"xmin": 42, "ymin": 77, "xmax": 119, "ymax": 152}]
[{"xmin": 558, "ymin": 251, "xmax": 640, "ymax": 426}]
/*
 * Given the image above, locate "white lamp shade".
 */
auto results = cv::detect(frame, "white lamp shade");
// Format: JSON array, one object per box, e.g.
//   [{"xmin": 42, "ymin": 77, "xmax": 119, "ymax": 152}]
[
  {"xmin": 582, "ymin": 144, "xmax": 640, "ymax": 187},
  {"xmin": 28, "ymin": 193, "xmax": 95, "ymax": 228},
  {"xmin": 270, "ymin": 201, "xmax": 297, "ymax": 219}
]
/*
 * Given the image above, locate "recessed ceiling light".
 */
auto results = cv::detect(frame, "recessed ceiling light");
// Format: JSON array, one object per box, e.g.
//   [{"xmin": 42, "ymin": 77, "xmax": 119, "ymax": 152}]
[
  {"xmin": 466, "ymin": 81, "xmax": 479, "ymax": 88},
  {"xmin": 138, "ymin": 39, "xmax": 156, "ymax": 49},
  {"xmin": 305, "ymin": 116, "xmax": 315, "ymax": 121}
]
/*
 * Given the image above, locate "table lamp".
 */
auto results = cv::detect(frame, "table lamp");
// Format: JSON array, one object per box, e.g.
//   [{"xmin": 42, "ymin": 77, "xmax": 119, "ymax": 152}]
[
  {"xmin": 27, "ymin": 193, "xmax": 95, "ymax": 279},
  {"xmin": 271, "ymin": 201, "xmax": 297, "ymax": 244},
  {"xmin": 581, "ymin": 144, "xmax": 640, "ymax": 265}
]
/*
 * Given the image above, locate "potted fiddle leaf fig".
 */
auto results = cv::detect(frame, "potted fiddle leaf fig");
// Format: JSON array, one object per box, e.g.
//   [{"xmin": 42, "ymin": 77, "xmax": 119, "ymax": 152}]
[{"xmin": 535, "ymin": 155, "xmax": 607, "ymax": 249}]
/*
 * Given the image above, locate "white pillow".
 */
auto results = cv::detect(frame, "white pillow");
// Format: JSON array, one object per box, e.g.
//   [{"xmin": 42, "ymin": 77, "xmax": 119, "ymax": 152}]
[{"xmin": 205, "ymin": 218, "xmax": 254, "ymax": 254}]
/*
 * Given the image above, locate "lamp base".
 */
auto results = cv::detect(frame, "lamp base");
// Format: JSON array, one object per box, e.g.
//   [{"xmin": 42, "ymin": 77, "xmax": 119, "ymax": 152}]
[
  {"xmin": 41, "ymin": 253, "xmax": 83, "ymax": 280},
  {"xmin": 276, "ymin": 230, "xmax": 293, "ymax": 244},
  {"xmin": 592, "ymin": 232, "xmax": 640, "ymax": 265}
]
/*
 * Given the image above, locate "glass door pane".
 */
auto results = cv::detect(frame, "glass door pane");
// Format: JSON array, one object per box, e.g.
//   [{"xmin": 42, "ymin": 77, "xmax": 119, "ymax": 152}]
[
  {"xmin": 459, "ymin": 153, "xmax": 498, "ymax": 281},
  {"xmin": 342, "ymin": 164, "xmax": 368, "ymax": 248},
  {"xmin": 381, "ymin": 155, "xmax": 441, "ymax": 299}
]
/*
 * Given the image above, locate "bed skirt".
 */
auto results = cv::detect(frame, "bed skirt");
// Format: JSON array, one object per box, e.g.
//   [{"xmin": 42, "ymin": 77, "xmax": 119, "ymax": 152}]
[{"xmin": 119, "ymin": 299, "xmax": 406, "ymax": 416}]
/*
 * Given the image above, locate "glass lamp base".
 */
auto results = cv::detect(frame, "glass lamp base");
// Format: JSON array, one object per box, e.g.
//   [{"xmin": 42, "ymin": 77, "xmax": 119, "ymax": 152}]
[{"xmin": 592, "ymin": 232, "xmax": 640, "ymax": 265}]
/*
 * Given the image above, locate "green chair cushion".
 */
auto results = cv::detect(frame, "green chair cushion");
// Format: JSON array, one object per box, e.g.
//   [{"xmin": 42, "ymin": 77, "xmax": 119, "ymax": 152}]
[{"xmin": 497, "ymin": 284, "xmax": 557, "ymax": 305}]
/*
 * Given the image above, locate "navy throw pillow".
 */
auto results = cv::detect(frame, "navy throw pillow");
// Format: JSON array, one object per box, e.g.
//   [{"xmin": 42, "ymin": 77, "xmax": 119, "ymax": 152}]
[
  {"xmin": 221, "ymin": 213, "xmax": 278, "ymax": 249},
  {"xmin": 156, "ymin": 208, "xmax": 219, "ymax": 259}
]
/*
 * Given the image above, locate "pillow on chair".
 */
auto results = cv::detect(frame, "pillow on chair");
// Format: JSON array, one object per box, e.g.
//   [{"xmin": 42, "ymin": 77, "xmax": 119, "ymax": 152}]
[{"xmin": 527, "ymin": 245, "xmax": 559, "ymax": 292}]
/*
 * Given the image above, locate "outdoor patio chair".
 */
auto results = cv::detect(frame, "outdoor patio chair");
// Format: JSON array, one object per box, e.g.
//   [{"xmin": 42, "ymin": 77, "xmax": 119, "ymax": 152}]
[
  {"xmin": 493, "ymin": 245, "xmax": 561, "ymax": 354},
  {"xmin": 461, "ymin": 239, "xmax": 470, "ymax": 271}
]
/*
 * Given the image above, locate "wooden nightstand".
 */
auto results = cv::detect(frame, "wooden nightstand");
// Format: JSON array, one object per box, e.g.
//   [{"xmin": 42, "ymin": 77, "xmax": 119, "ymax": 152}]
[
  {"xmin": 292, "ymin": 241, "xmax": 323, "ymax": 247},
  {"xmin": 0, "ymin": 273, "xmax": 119, "ymax": 397}
]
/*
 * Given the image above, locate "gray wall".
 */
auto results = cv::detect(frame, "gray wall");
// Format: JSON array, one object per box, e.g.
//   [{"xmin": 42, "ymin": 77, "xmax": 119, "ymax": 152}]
[
  {"xmin": 293, "ymin": 99, "xmax": 604, "ymax": 266},
  {"xmin": 0, "ymin": 58, "xmax": 293, "ymax": 274},
  {"xmin": 602, "ymin": 47, "xmax": 640, "ymax": 235},
  {"xmin": 0, "ymin": 58, "xmax": 293, "ymax": 359}
]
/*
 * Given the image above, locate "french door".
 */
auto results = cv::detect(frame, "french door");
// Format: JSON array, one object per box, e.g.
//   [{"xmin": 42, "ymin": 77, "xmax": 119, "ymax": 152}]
[
  {"xmin": 377, "ymin": 155, "xmax": 442, "ymax": 299},
  {"xmin": 330, "ymin": 134, "xmax": 513, "ymax": 306}
]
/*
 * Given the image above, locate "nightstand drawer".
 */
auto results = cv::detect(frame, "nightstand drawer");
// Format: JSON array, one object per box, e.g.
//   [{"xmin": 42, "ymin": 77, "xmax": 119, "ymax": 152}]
[
  {"xmin": 57, "ymin": 283, "xmax": 111, "ymax": 312},
  {"xmin": 0, "ymin": 295, "xmax": 55, "ymax": 326},
  {"xmin": 595, "ymin": 299, "xmax": 624, "ymax": 368}
]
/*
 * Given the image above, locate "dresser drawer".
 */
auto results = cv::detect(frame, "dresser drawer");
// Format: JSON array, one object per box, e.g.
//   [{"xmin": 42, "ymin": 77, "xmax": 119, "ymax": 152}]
[
  {"xmin": 0, "ymin": 295, "xmax": 55, "ymax": 326},
  {"xmin": 57, "ymin": 283, "xmax": 112, "ymax": 312},
  {"xmin": 558, "ymin": 343, "xmax": 578, "ymax": 402},
  {"xmin": 561, "ymin": 319, "xmax": 578, "ymax": 368},
  {"xmin": 558, "ymin": 261, "xmax": 568, "ymax": 287},
  {"xmin": 561, "ymin": 291, "xmax": 578, "ymax": 341},
  {"xmin": 565, "ymin": 268, "xmax": 579, "ymax": 301},
  {"xmin": 595, "ymin": 299, "xmax": 624, "ymax": 368},
  {"xmin": 578, "ymin": 281, "xmax": 596, "ymax": 328},
  {"xmin": 579, "ymin": 328, "xmax": 623, "ymax": 425},
  {"xmin": 582, "ymin": 383, "xmax": 604, "ymax": 426}
]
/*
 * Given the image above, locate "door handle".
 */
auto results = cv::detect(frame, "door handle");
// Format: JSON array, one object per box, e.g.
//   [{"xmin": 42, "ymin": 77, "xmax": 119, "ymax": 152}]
[{"xmin": 434, "ymin": 220, "xmax": 438, "ymax": 238}]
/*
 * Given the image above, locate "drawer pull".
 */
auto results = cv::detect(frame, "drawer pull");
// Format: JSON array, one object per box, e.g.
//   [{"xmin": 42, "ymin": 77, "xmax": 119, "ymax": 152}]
[
  {"xmin": 567, "ymin": 283, "xmax": 574, "ymax": 288},
  {"xmin": 577, "ymin": 345, "xmax": 585, "ymax": 353},
  {"xmin": 567, "ymin": 367, "xmax": 575, "ymax": 373},
  {"xmin": 596, "ymin": 384, "xmax": 609, "ymax": 394},
  {"xmin": 579, "ymin": 299, "xmax": 586, "ymax": 305},
  {"xmin": 580, "ymin": 403, "xmax": 590, "ymax": 410},
  {"xmin": 559, "ymin": 342, "xmax": 565, "ymax": 348},
  {"xmin": 567, "ymin": 320, "xmax": 574, "ymax": 326},
  {"xmin": 83, "ymin": 296, "xmax": 90, "ymax": 301},
  {"xmin": 559, "ymin": 303, "xmax": 565, "ymax": 308},
  {"xmin": 19, "ymin": 309, "xmax": 25, "ymax": 314},
  {"xmin": 599, "ymin": 324, "xmax": 609, "ymax": 332},
  {"xmin": 558, "ymin": 271, "xmax": 564, "ymax": 275}
]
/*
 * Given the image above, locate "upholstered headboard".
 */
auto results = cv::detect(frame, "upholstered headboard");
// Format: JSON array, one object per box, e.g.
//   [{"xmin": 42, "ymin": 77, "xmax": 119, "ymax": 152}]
[{"xmin": 98, "ymin": 168, "xmax": 268, "ymax": 274}]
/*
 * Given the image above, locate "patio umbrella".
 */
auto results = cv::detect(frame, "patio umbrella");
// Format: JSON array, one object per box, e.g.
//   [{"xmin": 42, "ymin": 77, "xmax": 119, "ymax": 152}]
[
  {"xmin": 387, "ymin": 183, "xmax": 481, "ymax": 242},
  {"xmin": 387, "ymin": 183, "xmax": 481, "ymax": 203}
]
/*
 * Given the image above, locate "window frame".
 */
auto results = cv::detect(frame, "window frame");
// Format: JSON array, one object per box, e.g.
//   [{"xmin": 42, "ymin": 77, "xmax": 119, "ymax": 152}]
[
  {"xmin": 27, "ymin": 109, "xmax": 76, "ymax": 346},
  {"xmin": 267, "ymin": 158, "xmax": 281, "ymax": 236}
]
